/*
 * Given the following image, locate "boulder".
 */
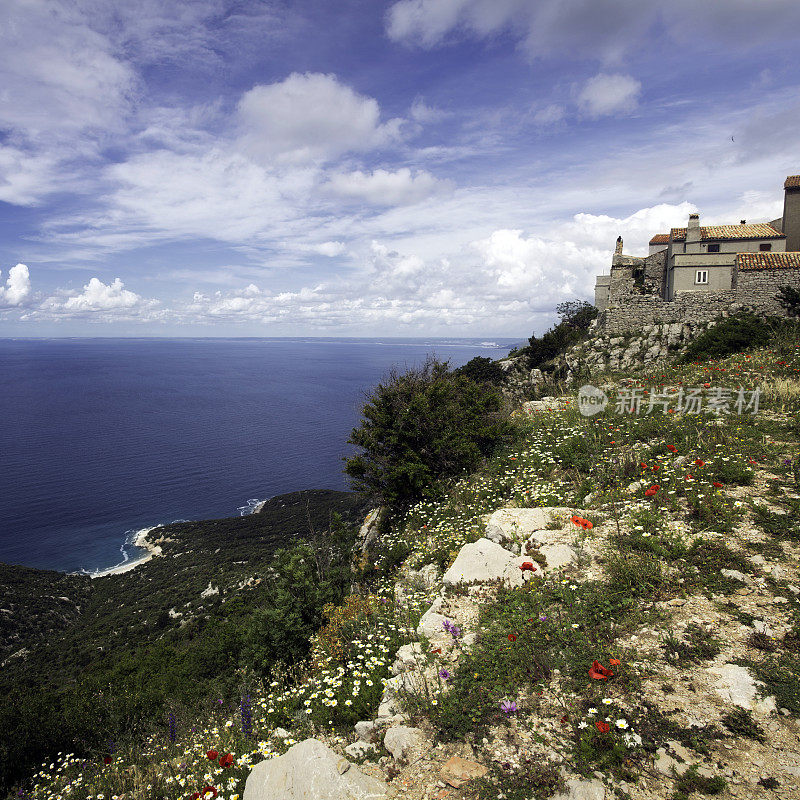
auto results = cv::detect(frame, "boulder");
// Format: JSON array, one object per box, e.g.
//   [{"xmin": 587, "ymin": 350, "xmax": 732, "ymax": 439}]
[
  {"xmin": 553, "ymin": 778, "xmax": 605, "ymax": 800},
  {"xmin": 485, "ymin": 507, "xmax": 577, "ymax": 541},
  {"xmin": 416, "ymin": 598, "xmax": 450, "ymax": 639},
  {"xmin": 538, "ymin": 542, "xmax": 578, "ymax": 571},
  {"xmin": 356, "ymin": 508, "xmax": 386, "ymax": 556},
  {"xmin": 354, "ymin": 720, "xmax": 378, "ymax": 743},
  {"xmin": 391, "ymin": 643, "xmax": 424, "ymax": 674},
  {"xmin": 383, "ymin": 725, "xmax": 425, "ymax": 762},
  {"xmin": 439, "ymin": 756, "xmax": 488, "ymax": 788},
  {"xmin": 344, "ymin": 741, "xmax": 377, "ymax": 759},
  {"xmin": 442, "ymin": 538, "xmax": 525, "ymax": 587},
  {"xmin": 243, "ymin": 738, "xmax": 387, "ymax": 800},
  {"xmin": 706, "ymin": 664, "xmax": 776, "ymax": 713}
]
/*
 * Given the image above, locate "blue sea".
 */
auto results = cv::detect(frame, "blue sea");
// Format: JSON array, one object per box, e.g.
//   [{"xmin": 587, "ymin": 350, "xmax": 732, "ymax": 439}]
[{"xmin": 0, "ymin": 338, "xmax": 518, "ymax": 573}]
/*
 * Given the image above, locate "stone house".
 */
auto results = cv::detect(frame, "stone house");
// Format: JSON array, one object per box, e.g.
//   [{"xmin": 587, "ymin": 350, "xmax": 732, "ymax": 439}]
[{"xmin": 593, "ymin": 174, "xmax": 800, "ymax": 332}]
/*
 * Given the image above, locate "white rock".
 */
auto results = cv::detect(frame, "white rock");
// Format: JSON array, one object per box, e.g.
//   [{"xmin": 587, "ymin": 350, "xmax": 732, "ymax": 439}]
[
  {"xmin": 485, "ymin": 507, "xmax": 577, "ymax": 541},
  {"xmin": 416, "ymin": 598, "xmax": 450, "ymax": 639},
  {"xmin": 539, "ymin": 543, "xmax": 578, "ymax": 571},
  {"xmin": 243, "ymin": 738, "xmax": 387, "ymax": 800},
  {"xmin": 391, "ymin": 643, "xmax": 424, "ymax": 674},
  {"xmin": 344, "ymin": 741, "xmax": 377, "ymax": 759},
  {"xmin": 442, "ymin": 538, "xmax": 525, "ymax": 587},
  {"xmin": 200, "ymin": 582, "xmax": 219, "ymax": 598},
  {"xmin": 706, "ymin": 664, "xmax": 777, "ymax": 713},
  {"xmin": 721, "ymin": 569, "xmax": 748, "ymax": 583},
  {"xmin": 552, "ymin": 777, "xmax": 606, "ymax": 800},
  {"xmin": 354, "ymin": 721, "xmax": 378, "ymax": 743},
  {"xmin": 383, "ymin": 726, "xmax": 425, "ymax": 762}
]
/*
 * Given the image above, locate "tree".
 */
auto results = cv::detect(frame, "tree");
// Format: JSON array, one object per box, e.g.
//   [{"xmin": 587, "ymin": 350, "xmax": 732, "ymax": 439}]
[
  {"xmin": 345, "ymin": 357, "xmax": 510, "ymax": 509},
  {"xmin": 455, "ymin": 356, "xmax": 506, "ymax": 386},
  {"xmin": 777, "ymin": 285, "xmax": 800, "ymax": 317}
]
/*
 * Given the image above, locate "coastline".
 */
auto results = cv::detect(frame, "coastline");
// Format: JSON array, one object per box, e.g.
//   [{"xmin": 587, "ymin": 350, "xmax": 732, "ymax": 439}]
[{"xmin": 90, "ymin": 526, "xmax": 163, "ymax": 579}]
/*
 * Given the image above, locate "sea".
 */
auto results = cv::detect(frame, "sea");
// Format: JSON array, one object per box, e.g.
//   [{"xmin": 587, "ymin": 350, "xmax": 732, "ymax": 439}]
[{"xmin": 0, "ymin": 338, "xmax": 519, "ymax": 573}]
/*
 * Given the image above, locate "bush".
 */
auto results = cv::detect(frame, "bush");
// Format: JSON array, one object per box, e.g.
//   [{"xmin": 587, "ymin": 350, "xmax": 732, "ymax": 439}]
[
  {"xmin": 681, "ymin": 314, "xmax": 774, "ymax": 362},
  {"xmin": 778, "ymin": 285, "xmax": 800, "ymax": 317},
  {"xmin": 455, "ymin": 356, "xmax": 506, "ymax": 386},
  {"xmin": 345, "ymin": 357, "xmax": 511, "ymax": 509}
]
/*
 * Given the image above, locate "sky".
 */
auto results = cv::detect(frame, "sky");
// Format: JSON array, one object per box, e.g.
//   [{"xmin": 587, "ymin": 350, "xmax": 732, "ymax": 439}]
[{"xmin": 1, "ymin": 0, "xmax": 800, "ymax": 337}]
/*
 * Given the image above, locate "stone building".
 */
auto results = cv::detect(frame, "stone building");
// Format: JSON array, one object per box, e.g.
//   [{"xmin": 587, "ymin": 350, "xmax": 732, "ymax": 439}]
[{"xmin": 593, "ymin": 174, "xmax": 800, "ymax": 332}]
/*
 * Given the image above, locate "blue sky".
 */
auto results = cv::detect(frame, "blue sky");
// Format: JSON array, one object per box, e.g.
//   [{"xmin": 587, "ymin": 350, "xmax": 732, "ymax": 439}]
[{"xmin": 1, "ymin": 0, "xmax": 800, "ymax": 337}]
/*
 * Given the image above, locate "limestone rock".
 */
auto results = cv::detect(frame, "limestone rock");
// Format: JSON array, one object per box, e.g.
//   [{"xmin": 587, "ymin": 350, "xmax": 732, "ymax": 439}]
[
  {"xmin": 442, "ymin": 538, "xmax": 524, "ymax": 587},
  {"xmin": 344, "ymin": 741, "xmax": 377, "ymax": 759},
  {"xmin": 391, "ymin": 643, "xmax": 423, "ymax": 674},
  {"xmin": 539, "ymin": 542, "xmax": 578, "ymax": 571},
  {"xmin": 485, "ymin": 507, "xmax": 577, "ymax": 541},
  {"xmin": 706, "ymin": 664, "xmax": 776, "ymax": 713},
  {"xmin": 416, "ymin": 598, "xmax": 450, "ymax": 639},
  {"xmin": 354, "ymin": 721, "xmax": 378, "ymax": 743},
  {"xmin": 439, "ymin": 756, "xmax": 488, "ymax": 788},
  {"xmin": 553, "ymin": 777, "xmax": 605, "ymax": 800},
  {"xmin": 243, "ymin": 738, "xmax": 387, "ymax": 800},
  {"xmin": 383, "ymin": 725, "xmax": 425, "ymax": 762},
  {"xmin": 357, "ymin": 508, "xmax": 386, "ymax": 556}
]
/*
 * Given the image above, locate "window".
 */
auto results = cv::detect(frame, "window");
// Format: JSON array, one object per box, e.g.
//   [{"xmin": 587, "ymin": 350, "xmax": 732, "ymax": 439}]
[
  {"xmin": 695, "ymin": 270, "xmax": 708, "ymax": 285},
  {"xmin": 707, "ymin": 243, "xmax": 720, "ymax": 253},
  {"xmin": 760, "ymin": 243, "xmax": 772, "ymax": 251}
]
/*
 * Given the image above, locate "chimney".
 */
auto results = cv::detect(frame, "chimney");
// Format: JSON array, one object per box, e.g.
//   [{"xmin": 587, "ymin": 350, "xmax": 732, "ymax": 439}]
[
  {"xmin": 783, "ymin": 175, "xmax": 800, "ymax": 252},
  {"xmin": 615, "ymin": 236, "xmax": 623, "ymax": 255},
  {"xmin": 740, "ymin": 219, "xmax": 746, "ymax": 225},
  {"xmin": 686, "ymin": 213, "xmax": 701, "ymax": 244}
]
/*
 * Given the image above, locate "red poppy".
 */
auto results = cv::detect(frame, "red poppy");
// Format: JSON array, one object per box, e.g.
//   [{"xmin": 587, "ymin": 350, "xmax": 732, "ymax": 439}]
[
  {"xmin": 219, "ymin": 753, "xmax": 234, "ymax": 768},
  {"xmin": 206, "ymin": 750, "xmax": 218, "ymax": 762},
  {"xmin": 644, "ymin": 485, "xmax": 660, "ymax": 497},
  {"xmin": 571, "ymin": 515, "xmax": 583, "ymax": 526},
  {"xmin": 103, "ymin": 756, "xmax": 112, "ymax": 765},
  {"xmin": 694, "ymin": 459, "xmax": 705, "ymax": 467},
  {"xmin": 609, "ymin": 658, "xmax": 621, "ymax": 666},
  {"xmin": 712, "ymin": 481, "xmax": 723, "ymax": 488},
  {"xmin": 191, "ymin": 794, "xmax": 201, "ymax": 800},
  {"xmin": 519, "ymin": 561, "xmax": 537, "ymax": 572},
  {"xmin": 201, "ymin": 787, "xmax": 218, "ymax": 799},
  {"xmin": 581, "ymin": 519, "xmax": 593, "ymax": 530},
  {"xmin": 595, "ymin": 721, "xmax": 611, "ymax": 733},
  {"xmin": 431, "ymin": 647, "xmax": 442, "ymax": 654},
  {"xmin": 560, "ymin": 714, "xmax": 569, "ymax": 725},
  {"xmin": 703, "ymin": 383, "xmax": 711, "ymax": 389},
  {"xmin": 588, "ymin": 660, "xmax": 614, "ymax": 680},
  {"xmin": 508, "ymin": 633, "xmax": 518, "ymax": 642},
  {"xmin": 666, "ymin": 444, "xmax": 677, "ymax": 453}
]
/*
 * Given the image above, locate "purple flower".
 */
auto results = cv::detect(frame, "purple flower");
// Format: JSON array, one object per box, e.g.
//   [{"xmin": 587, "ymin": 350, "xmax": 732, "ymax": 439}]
[
  {"xmin": 442, "ymin": 619, "xmax": 462, "ymax": 639},
  {"xmin": 438, "ymin": 668, "xmax": 451, "ymax": 681},
  {"xmin": 539, "ymin": 615, "xmax": 547, "ymax": 621},
  {"xmin": 500, "ymin": 700, "xmax": 518, "ymax": 715}
]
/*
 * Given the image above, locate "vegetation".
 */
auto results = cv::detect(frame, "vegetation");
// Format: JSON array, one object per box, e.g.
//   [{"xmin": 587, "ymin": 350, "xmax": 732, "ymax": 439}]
[
  {"xmin": 455, "ymin": 355, "xmax": 506, "ymax": 386},
  {"xmin": 778, "ymin": 284, "xmax": 800, "ymax": 317},
  {"xmin": 345, "ymin": 356, "xmax": 511, "ymax": 510},
  {"xmin": 680, "ymin": 312, "xmax": 781, "ymax": 362}
]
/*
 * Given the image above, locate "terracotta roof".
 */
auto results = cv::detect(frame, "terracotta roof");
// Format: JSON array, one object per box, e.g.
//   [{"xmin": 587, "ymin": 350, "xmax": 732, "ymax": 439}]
[
  {"xmin": 737, "ymin": 252, "xmax": 800, "ymax": 270},
  {"xmin": 649, "ymin": 234, "xmax": 670, "ymax": 245},
  {"xmin": 785, "ymin": 175, "xmax": 800, "ymax": 188},
  {"xmin": 670, "ymin": 223, "xmax": 785, "ymax": 241}
]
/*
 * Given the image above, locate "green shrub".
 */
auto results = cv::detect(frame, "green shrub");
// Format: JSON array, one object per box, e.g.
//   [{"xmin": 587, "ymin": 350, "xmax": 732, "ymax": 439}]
[
  {"xmin": 345, "ymin": 357, "xmax": 511, "ymax": 509},
  {"xmin": 777, "ymin": 285, "xmax": 800, "ymax": 317},
  {"xmin": 455, "ymin": 356, "xmax": 506, "ymax": 386},
  {"xmin": 681, "ymin": 314, "xmax": 774, "ymax": 362}
]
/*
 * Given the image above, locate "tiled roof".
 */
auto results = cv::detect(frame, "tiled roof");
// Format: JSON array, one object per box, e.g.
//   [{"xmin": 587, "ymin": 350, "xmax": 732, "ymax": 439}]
[
  {"xmin": 649, "ymin": 234, "xmax": 670, "ymax": 244},
  {"xmin": 737, "ymin": 252, "xmax": 800, "ymax": 270},
  {"xmin": 785, "ymin": 175, "xmax": 800, "ymax": 188},
  {"xmin": 670, "ymin": 223, "xmax": 785, "ymax": 241}
]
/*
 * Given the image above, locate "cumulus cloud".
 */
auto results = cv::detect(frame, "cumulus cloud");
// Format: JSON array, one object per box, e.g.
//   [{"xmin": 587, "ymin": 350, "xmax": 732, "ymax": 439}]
[
  {"xmin": 36, "ymin": 277, "xmax": 160, "ymax": 321},
  {"xmin": 577, "ymin": 73, "xmax": 641, "ymax": 118},
  {"xmin": 238, "ymin": 72, "xmax": 402, "ymax": 163},
  {"xmin": 0, "ymin": 264, "xmax": 32, "ymax": 307},
  {"xmin": 532, "ymin": 104, "xmax": 566, "ymax": 126},
  {"xmin": 326, "ymin": 168, "xmax": 449, "ymax": 205},
  {"xmin": 386, "ymin": 0, "xmax": 800, "ymax": 61}
]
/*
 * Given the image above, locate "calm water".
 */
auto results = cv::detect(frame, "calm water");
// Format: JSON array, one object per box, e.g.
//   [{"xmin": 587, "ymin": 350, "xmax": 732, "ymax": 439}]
[{"xmin": 0, "ymin": 338, "xmax": 517, "ymax": 572}]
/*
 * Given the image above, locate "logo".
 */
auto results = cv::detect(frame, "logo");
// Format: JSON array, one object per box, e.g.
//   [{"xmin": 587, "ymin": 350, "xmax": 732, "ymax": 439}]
[{"xmin": 578, "ymin": 384, "xmax": 608, "ymax": 416}]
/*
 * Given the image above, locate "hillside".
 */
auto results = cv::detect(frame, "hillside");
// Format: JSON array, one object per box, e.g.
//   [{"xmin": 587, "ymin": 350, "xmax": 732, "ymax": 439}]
[{"xmin": 13, "ymin": 326, "xmax": 800, "ymax": 800}]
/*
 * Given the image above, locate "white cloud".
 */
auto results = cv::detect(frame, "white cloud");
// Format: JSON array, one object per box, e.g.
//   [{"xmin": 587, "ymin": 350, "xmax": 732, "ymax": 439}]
[
  {"xmin": 532, "ymin": 104, "xmax": 566, "ymax": 126},
  {"xmin": 327, "ymin": 168, "xmax": 449, "ymax": 205},
  {"xmin": 36, "ymin": 276, "xmax": 160, "ymax": 321},
  {"xmin": 386, "ymin": 0, "xmax": 800, "ymax": 61},
  {"xmin": 0, "ymin": 264, "xmax": 31, "ymax": 307},
  {"xmin": 0, "ymin": 147, "xmax": 61, "ymax": 206},
  {"xmin": 237, "ymin": 72, "xmax": 403, "ymax": 163},
  {"xmin": 577, "ymin": 73, "xmax": 641, "ymax": 118},
  {"xmin": 310, "ymin": 241, "xmax": 347, "ymax": 257}
]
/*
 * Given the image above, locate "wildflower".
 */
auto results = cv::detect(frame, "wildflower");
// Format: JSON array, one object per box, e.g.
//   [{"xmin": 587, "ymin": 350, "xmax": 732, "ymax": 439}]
[
  {"xmin": 201, "ymin": 787, "xmax": 218, "ymax": 799},
  {"xmin": 578, "ymin": 721, "xmax": 588, "ymax": 729},
  {"xmin": 609, "ymin": 658, "xmax": 621, "ymax": 666},
  {"xmin": 595, "ymin": 721, "xmax": 611, "ymax": 733},
  {"xmin": 712, "ymin": 481, "xmax": 723, "ymax": 488},
  {"xmin": 587, "ymin": 707, "xmax": 598, "ymax": 714},
  {"xmin": 206, "ymin": 750, "xmax": 219, "ymax": 762},
  {"xmin": 571, "ymin": 515, "xmax": 583, "ymax": 526},
  {"xmin": 644, "ymin": 485, "xmax": 660, "ymax": 497},
  {"xmin": 500, "ymin": 700, "xmax": 518, "ymax": 715},
  {"xmin": 508, "ymin": 633, "xmax": 517, "ymax": 642},
  {"xmin": 666, "ymin": 444, "xmax": 677, "ymax": 453},
  {"xmin": 601, "ymin": 698, "xmax": 613, "ymax": 705},
  {"xmin": 615, "ymin": 719, "xmax": 629, "ymax": 729},
  {"xmin": 519, "ymin": 561, "xmax": 537, "ymax": 573},
  {"xmin": 580, "ymin": 519, "xmax": 593, "ymax": 530},
  {"xmin": 438, "ymin": 668, "xmax": 451, "ymax": 681},
  {"xmin": 694, "ymin": 459, "xmax": 705, "ymax": 467},
  {"xmin": 219, "ymin": 753, "xmax": 234, "ymax": 768},
  {"xmin": 589, "ymin": 660, "xmax": 614, "ymax": 680}
]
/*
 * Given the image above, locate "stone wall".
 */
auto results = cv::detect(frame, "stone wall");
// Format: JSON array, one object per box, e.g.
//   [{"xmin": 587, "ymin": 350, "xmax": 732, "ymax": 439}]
[{"xmin": 598, "ymin": 267, "xmax": 800, "ymax": 334}]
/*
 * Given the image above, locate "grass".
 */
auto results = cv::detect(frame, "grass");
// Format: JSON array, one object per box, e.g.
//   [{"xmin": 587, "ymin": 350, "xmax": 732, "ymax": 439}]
[
  {"xmin": 663, "ymin": 624, "xmax": 721, "ymax": 665},
  {"xmin": 673, "ymin": 765, "xmax": 726, "ymax": 799}
]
